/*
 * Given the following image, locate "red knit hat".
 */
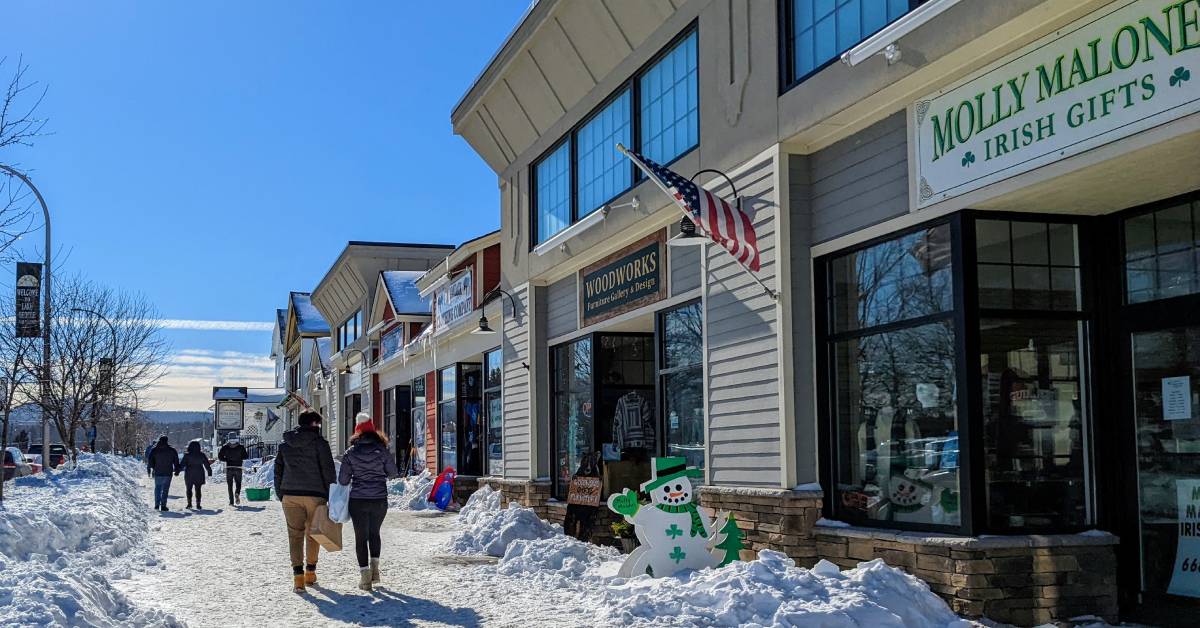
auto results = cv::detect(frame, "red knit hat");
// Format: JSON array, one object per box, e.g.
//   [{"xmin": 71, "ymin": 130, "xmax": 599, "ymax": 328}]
[{"xmin": 353, "ymin": 412, "xmax": 375, "ymax": 436}]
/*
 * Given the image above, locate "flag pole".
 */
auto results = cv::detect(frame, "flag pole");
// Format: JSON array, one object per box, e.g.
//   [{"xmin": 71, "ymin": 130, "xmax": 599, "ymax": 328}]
[{"xmin": 616, "ymin": 144, "xmax": 778, "ymax": 300}]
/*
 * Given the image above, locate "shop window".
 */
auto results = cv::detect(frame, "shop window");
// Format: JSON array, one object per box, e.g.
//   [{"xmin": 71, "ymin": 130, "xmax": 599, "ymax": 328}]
[
  {"xmin": 534, "ymin": 141, "xmax": 571, "ymax": 244},
  {"xmin": 460, "ymin": 364, "xmax": 483, "ymax": 477},
  {"xmin": 576, "ymin": 89, "xmax": 631, "ymax": 216},
  {"xmin": 410, "ymin": 376, "xmax": 426, "ymax": 474},
  {"xmin": 782, "ymin": 0, "xmax": 919, "ymax": 89},
  {"xmin": 438, "ymin": 366, "xmax": 456, "ymax": 470},
  {"xmin": 980, "ymin": 319, "xmax": 1089, "ymax": 530},
  {"xmin": 553, "ymin": 337, "xmax": 593, "ymax": 497},
  {"xmin": 484, "ymin": 348, "xmax": 503, "ymax": 476},
  {"xmin": 382, "ymin": 388, "xmax": 393, "ymax": 442},
  {"xmin": 659, "ymin": 301, "xmax": 704, "ymax": 470},
  {"xmin": 639, "ymin": 30, "xmax": 698, "ymax": 165},
  {"xmin": 976, "ymin": 220, "xmax": 1081, "ymax": 311},
  {"xmin": 1124, "ymin": 200, "xmax": 1200, "ymax": 304}
]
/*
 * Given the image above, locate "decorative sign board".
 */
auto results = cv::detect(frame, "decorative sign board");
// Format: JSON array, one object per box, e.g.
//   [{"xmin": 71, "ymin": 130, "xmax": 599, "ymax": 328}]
[
  {"xmin": 566, "ymin": 476, "xmax": 602, "ymax": 507},
  {"xmin": 15, "ymin": 262, "xmax": 41, "ymax": 338},
  {"xmin": 912, "ymin": 0, "xmax": 1200, "ymax": 209},
  {"xmin": 435, "ymin": 270, "xmax": 473, "ymax": 334},
  {"xmin": 215, "ymin": 400, "xmax": 245, "ymax": 431},
  {"xmin": 579, "ymin": 232, "xmax": 666, "ymax": 328}
]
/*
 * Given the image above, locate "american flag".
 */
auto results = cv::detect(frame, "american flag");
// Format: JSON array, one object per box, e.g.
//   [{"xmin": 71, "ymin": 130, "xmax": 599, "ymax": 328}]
[{"xmin": 621, "ymin": 146, "xmax": 761, "ymax": 272}]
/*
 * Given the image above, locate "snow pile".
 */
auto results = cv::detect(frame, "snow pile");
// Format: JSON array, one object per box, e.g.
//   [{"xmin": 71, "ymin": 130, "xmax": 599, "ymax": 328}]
[
  {"xmin": 248, "ymin": 458, "xmax": 274, "ymax": 487},
  {"xmin": 447, "ymin": 486, "xmax": 561, "ymax": 557},
  {"xmin": 0, "ymin": 454, "xmax": 180, "ymax": 627},
  {"xmin": 498, "ymin": 534, "xmax": 621, "ymax": 582},
  {"xmin": 595, "ymin": 553, "xmax": 973, "ymax": 628},
  {"xmin": 387, "ymin": 469, "xmax": 434, "ymax": 510}
]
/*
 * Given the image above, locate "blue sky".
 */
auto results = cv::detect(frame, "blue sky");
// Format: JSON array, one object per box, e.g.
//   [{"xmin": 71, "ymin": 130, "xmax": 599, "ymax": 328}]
[{"xmin": 2, "ymin": 1, "xmax": 527, "ymax": 410}]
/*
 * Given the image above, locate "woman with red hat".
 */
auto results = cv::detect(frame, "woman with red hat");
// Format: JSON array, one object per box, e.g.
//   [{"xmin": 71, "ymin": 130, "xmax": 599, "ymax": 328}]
[{"xmin": 337, "ymin": 412, "xmax": 399, "ymax": 591}]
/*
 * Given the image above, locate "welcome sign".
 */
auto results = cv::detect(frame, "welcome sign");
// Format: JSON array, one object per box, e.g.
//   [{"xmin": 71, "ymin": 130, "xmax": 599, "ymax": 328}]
[
  {"xmin": 580, "ymin": 232, "xmax": 665, "ymax": 327},
  {"xmin": 913, "ymin": 0, "xmax": 1200, "ymax": 208}
]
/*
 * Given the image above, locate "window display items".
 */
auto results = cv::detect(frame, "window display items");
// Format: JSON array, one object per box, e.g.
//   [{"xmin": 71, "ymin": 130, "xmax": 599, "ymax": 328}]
[{"xmin": 607, "ymin": 456, "xmax": 725, "ymax": 578}]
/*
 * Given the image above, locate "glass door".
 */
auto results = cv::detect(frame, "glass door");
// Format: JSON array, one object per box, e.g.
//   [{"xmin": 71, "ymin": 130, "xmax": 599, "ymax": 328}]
[{"xmin": 1132, "ymin": 326, "xmax": 1200, "ymax": 599}]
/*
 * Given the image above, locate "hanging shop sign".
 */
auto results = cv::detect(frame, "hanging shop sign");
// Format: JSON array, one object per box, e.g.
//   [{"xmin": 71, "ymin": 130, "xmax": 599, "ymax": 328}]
[
  {"xmin": 215, "ymin": 400, "xmax": 245, "ymax": 431},
  {"xmin": 912, "ymin": 0, "xmax": 1200, "ymax": 209},
  {"xmin": 566, "ymin": 475, "xmax": 602, "ymax": 507},
  {"xmin": 1168, "ymin": 479, "xmax": 1200, "ymax": 598},
  {"xmin": 435, "ymin": 270, "xmax": 473, "ymax": 334},
  {"xmin": 15, "ymin": 262, "xmax": 41, "ymax": 338},
  {"xmin": 579, "ymin": 232, "xmax": 666, "ymax": 327}
]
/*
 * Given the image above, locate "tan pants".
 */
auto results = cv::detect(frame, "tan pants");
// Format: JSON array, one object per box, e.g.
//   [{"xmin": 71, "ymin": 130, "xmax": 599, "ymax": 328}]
[{"xmin": 282, "ymin": 495, "xmax": 326, "ymax": 568}]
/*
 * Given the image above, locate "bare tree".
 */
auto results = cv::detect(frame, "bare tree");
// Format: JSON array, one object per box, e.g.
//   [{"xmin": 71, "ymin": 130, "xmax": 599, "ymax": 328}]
[
  {"xmin": 42, "ymin": 275, "xmax": 170, "ymax": 462},
  {"xmin": 0, "ymin": 294, "xmax": 36, "ymax": 501},
  {"xmin": 0, "ymin": 57, "xmax": 48, "ymax": 261}
]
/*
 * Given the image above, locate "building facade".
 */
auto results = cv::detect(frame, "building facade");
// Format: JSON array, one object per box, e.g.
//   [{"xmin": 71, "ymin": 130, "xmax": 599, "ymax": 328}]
[
  {"xmin": 453, "ymin": 0, "xmax": 1200, "ymax": 623},
  {"xmin": 281, "ymin": 292, "xmax": 329, "ymax": 430}
]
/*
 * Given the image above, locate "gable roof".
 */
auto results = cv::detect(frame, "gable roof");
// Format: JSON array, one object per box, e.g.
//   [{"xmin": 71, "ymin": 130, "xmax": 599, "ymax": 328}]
[
  {"xmin": 381, "ymin": 270, "xmax": 431, "ymax": 316},
  {"xmin": 290, "ymin": 292, "xmax": 329, "ymax": 335},
  {"xmin": 246, "ymin": 388, "xmax": 286, "ymax": 404}
]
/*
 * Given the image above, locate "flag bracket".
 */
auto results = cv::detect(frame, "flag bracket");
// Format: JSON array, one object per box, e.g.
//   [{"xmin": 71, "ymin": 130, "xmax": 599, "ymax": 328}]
[{"xmin": 689, "ymin": 169, "xmax": 778, "ymax": 301}]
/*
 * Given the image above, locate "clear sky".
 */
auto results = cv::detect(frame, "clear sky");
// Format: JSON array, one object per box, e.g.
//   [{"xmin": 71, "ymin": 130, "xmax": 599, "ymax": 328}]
[{"xmin": 2, "ymin": 1, "xmax": 528, "ymax": 410}]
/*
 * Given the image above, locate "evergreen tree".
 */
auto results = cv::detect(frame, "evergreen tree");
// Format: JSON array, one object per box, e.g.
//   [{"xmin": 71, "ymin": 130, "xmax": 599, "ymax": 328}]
[{"xmin": 713, "ymin": 513, "xmax": 745, "ymax": 567}]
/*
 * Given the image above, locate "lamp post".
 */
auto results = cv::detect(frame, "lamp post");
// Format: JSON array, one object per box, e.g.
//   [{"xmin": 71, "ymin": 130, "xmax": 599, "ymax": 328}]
[
  {"xmin": 0, "ymin": 165, "xmax": 52, "ymax": 474},
  {"xmin": 72, "ymin": 307, "xmax": 117, "ymax": 453}
]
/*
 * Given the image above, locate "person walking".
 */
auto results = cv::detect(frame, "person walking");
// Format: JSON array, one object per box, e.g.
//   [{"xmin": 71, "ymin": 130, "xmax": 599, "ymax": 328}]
[
  {"xmin": 274, "ymin": 410, "xmax": 335, "ymax": 593},
  {"xmin": 339, "ymin": 412, "xmax": 399, "ymax": 592},
  {"xmin": 218, "ymin": 437, "xmax": 250, "ymax": 505},
  {"xmin": 181, "ymin": 440, "xmax": 213, "ymax": 509},
  {"xmin": 146, "ymin": 435, "xmax": 180, "ymax": 511}
]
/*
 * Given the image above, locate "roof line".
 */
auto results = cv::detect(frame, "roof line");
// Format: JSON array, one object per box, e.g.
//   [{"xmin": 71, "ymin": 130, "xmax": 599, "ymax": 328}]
[{"xmin": 346, "ymin": 241, "xmax": 457, "ymax": 249}]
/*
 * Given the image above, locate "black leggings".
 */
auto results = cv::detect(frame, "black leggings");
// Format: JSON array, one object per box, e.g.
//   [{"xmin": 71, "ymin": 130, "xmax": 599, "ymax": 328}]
[
  {"xmin": 226, "ymin": 468, "xmax": 243, "ymax": 502},
  {"xmin": 348, "ymin": 498, "xmax": 388, "ymax": 567},
  {"xmin": 186, "ymin": 482, "xmax": 202, "ymax": 505}
]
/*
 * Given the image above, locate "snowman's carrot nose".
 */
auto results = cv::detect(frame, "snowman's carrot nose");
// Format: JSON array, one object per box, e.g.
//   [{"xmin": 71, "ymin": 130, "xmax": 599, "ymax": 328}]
[{"xmin": 669, "ymin": 491, "xmax": 684, "ymax": 498}]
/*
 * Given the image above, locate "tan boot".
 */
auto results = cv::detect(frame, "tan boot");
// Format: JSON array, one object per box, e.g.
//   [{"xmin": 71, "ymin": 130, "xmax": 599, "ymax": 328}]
[
  {"xmin": 304, "ymin": 566, "xmax": 317, "ymax": 585},
  {"xmin": 358, "ymin": 567, "xmax": 373, "ymax": 592},
  {"xmin": 292, "ymin": 574, "xmax": 305, "ymax": 593},
  {"xmin": 370, "ymin": 558, "xmax": 381, "ymax": 584}
]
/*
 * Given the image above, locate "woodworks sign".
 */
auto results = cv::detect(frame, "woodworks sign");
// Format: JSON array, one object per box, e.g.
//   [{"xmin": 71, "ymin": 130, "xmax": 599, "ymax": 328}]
[
  {"xmin": 579, "ymin": 232, "xmax": 665, "ymax": 327},
  {"xmin": 913, "ymin": 0, "xmax": 1200, "ymax": 208}
]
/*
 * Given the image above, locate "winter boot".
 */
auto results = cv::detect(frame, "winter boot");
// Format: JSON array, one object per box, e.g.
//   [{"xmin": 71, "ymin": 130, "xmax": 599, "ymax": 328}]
[
  {"xmin": 358, "ymin": 567, "xmax": 373, "ymax": 592},
  {"xmin": 292, "ymin": 574, "xmax": 305, "ymax": 593},
  {"xmin": 370, "ymin": 558, "xmax": 381, "ymax": 583},
  {"xmin": 186, "ymin": 501, "xmax": 192, "ymax": 509},
  {"xmin": 304, "ymin": 564, "xmax": 317, "ymax": 585}
]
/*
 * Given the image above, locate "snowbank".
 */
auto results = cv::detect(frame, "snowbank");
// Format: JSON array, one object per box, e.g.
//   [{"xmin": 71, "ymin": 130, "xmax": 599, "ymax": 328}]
[
  {"xmin": 248, "ymin": 458, "xmax": 274, "ymax": 487},
  {"xmin": 0, "ymin": 454, "xmax": 180, "ymax": 627},
  {"xmin": 387, "ymin": 469, "xmax": 435, "ymax": 510},
  {"xmin": 447, "ymin": 486, "xmax": 561, "ymax": 557}
]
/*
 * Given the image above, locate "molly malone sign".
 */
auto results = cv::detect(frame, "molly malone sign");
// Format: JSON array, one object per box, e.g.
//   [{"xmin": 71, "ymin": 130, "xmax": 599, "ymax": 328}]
[
  {"xmin": 580, "ymin": 232, "xmax": 666, "ymax": 327},
  {"xmin": 913, "ymin": 0, "xmax": 1200, "ymax": 209}
]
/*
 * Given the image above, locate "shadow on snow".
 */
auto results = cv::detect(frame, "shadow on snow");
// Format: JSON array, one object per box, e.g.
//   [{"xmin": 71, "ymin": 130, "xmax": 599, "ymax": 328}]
[{"xmin": 306, "ymin": 585, "xmax": 481, "ymax": 627}]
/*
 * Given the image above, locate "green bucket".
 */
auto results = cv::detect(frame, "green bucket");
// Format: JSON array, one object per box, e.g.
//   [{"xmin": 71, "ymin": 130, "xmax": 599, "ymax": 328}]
[{"xmin": 245, "ymin": 487, "xmax": 272, "ymax": 502}]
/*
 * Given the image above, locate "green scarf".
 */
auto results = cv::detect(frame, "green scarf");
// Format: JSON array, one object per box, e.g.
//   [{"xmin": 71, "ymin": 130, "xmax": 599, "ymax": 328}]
[{"xmin": 655, "ymin": 502, "xmax": 708, "ymax": 538}]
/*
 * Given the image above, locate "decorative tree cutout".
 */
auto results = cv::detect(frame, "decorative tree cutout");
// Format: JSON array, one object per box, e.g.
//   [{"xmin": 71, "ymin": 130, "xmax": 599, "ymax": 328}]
[{"xmin": 713, "ymin": 513, "xmax": 746, "ymax": 567}]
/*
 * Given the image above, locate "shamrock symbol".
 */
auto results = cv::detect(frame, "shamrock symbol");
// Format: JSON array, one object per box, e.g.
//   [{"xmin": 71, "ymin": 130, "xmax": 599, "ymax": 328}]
[
  {"xmin": 665, "ymin": 524, "xmax": 683, "ymax": 539},
  {"xmin": 669, "ymin": 546, "xmax": 687, "ymax": 564},
  {"xmin": 961, "ymin": 151, "xmax": 976, "ymax": 168},
  {"xmin": 1170, "ymin": 66, "xmax": 1191, "ymax": 87}
]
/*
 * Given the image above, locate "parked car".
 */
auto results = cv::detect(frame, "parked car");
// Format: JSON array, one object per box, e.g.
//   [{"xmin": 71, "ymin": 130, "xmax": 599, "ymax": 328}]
[
  {"xmin": 28, "ymin": 444, "xmax": 68, "ymax": 468},
  {"xmin": 3, "ymin": 447, "xmax": 33, "ymax": 480}
]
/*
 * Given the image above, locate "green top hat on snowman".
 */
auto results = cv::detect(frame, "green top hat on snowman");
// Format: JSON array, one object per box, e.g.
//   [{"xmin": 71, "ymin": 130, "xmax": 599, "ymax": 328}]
[{"xmin": 640, "ymin": 456, "xmax": 704, "ymax": 493}]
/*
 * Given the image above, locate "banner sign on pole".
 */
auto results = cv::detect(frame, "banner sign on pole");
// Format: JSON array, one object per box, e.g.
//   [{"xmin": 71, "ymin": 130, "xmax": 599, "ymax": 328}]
[
  {"xmin": 15, "ymin": 262, "xmax": 42, "ymax": 338},
  {"xmin": 97, "ymin": 358, "xmax": 114, "ymax": 397}
]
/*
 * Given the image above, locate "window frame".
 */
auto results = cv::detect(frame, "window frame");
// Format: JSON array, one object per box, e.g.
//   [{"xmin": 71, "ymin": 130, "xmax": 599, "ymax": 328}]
[
  {"xmin": 530, "ymin": 23, "xmax": 700, "ymax": 248},
  {"xmin": 656, "ymin": 298, "xmax": 705, "ymax": 470},
  {"xmin": 483, "ymin": 347, "xmax": 504, "ymax": 476},
  {"xmin": 815, "ymin": 211, "xmax": 1099, "ymax": 537},
  {"xmin": 778, "ymin": 0, "xmax": 925, "ymax": 94}
]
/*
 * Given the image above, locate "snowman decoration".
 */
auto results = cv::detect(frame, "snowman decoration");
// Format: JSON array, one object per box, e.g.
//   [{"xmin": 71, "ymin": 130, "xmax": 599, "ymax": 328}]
[{"xmin": 607, "ymin": 456, "xmax": 723, "ymax": 578}]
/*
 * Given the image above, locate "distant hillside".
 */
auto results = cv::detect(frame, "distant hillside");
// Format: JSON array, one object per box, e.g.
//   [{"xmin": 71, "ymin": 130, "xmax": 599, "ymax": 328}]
[{"xmin": 145, "ymin": 411, "xmax": 211, "ymax": 424}]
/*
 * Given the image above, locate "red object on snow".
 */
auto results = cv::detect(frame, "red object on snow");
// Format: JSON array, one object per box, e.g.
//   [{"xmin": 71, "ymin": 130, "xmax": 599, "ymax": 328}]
[{"xmin": 428, "ymin": 467, "xmax": 457, "ymax": 510}]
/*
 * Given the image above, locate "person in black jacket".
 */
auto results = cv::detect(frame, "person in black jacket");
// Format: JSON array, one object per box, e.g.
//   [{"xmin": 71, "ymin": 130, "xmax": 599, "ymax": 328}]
[
  {"xmin": 218, "ymin": 437, "xmax": 250, "ymax": 505},
  {"xmin": 181, "ymin": 440, "xmax": 213, "ymax": 509},
  {"xmin": 146, "ymin": 435, "xmax": 180, "ymax": 511},
  {"xmin": 274, "ymin": 411, "xmax": 335, "ymax": 593}
]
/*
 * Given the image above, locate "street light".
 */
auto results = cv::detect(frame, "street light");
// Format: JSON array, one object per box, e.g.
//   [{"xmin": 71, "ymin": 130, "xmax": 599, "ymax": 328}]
[
  {"xmin": 471, "ymin": 288, "xmax": 520, "ymax": 336},
  {"xmin": 72, "ymin": 307, "xmax": 117, "ymax": 453},
  {"xmin": 0, "ymin": 164, "xmax": 52, "ymax": 474}
]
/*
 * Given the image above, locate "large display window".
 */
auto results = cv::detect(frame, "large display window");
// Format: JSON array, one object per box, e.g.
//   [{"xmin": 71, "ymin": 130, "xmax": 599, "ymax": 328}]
[
  {"xmin": 817, "ymin": 213, "xmax": 1095, "ymax": 535},
  {"xmin": 484, "ymin": 348, "xmax": 503, "ymax": 476},
  {"xmin": 659, "ymin": 301, "xmax": 704, "ymax": 470}
]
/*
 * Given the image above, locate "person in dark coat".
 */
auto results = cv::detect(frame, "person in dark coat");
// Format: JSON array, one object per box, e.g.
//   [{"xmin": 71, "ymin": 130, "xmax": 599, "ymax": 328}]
[
  {"xmin": 274, "ymin": 411, "xmax": 335, "ymax": 593},
  {"xmin": 339, "ymin": 412, "xmax": 399, "ymax": 592},
  {"xmin": 146, "ymin": 435, "xmax": 180, "ymax": 511},
  {"xmin": 181, "ymin": 440, "xmax": 213, "ymax": 509},
  {"xmin": 218, "ymin": 437, "xmax": 250, "ymax": 505}
]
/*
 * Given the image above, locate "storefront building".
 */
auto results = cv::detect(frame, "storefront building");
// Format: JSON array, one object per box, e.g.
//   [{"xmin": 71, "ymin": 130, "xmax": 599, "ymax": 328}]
[
  {"xmin": 309, "ymin": 241, "xmax": 454, "ymax": 453},
  {"xmin": 280, "ymin": 292, "xmax": 328, "ymax": 429},
  {"xmin": 454, "ymin": 0, "xmax": 1199, "ymax": 624}
]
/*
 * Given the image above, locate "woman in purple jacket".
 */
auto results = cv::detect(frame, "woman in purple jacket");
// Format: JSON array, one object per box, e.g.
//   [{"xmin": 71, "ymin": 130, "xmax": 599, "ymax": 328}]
[{"xmin": 338, "ymin": 412, "xmax": 399, "ymax": 592}]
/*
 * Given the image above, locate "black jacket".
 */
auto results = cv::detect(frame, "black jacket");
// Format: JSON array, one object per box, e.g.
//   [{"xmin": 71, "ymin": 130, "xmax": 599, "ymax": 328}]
[
  {"xmin": 338, "ymin": 431, "xmax": 399, "ymax": 500},
  {"xmin": 274, "ymin": 425, "xmax": 335, "ymax": 499},
  {"xmin": 181, "ymin": 441, "xmax": 212, "ymax": 486},
  {"xmin": 147, "ymin": 442, "xmax": 180, "ymax": 477},
  {"xmin": 218, "ymin": 442, "xmax": 249, "ymax": 468}
]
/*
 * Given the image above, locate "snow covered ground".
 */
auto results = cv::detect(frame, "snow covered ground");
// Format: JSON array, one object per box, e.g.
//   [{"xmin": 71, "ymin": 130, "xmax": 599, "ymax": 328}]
[{"xmin": 0, "ymin": 460, "xmax": 1089, "ymax": 627}]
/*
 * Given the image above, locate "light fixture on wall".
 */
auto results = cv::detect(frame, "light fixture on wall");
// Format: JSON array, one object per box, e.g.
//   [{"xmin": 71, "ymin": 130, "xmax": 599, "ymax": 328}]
[
  {"xmin": 667, "ymin": 216, "xmax": 708, "ymax": 247},
  {"xmin": 472, "ymin": 288, "xmax": 520, "ymax": 335}
]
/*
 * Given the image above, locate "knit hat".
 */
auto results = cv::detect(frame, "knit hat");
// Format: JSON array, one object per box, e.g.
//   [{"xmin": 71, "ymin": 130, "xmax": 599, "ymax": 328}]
[{"xmin": 353, "ymin": 412, "xmax": 375, "ymax": 437}]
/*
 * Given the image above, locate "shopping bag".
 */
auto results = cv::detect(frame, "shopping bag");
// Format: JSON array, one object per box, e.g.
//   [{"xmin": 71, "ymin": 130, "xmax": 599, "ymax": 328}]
[
  {"xmin": 328, "ymin": 482, "xmax": 351, "ymax": 524},
  {"xmin": 309, "ymin": 504, "xmax": 343, "ymax": 552}
]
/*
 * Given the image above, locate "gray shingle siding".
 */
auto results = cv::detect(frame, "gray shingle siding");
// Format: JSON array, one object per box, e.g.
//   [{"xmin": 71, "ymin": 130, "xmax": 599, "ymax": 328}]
[
  {"xmin": 810, "ymin": 112, "xmax": 909, "ymax": 244},
  {"xmin": 546, "ymin": 275, "xmax": 577, "ymax": 339}
]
